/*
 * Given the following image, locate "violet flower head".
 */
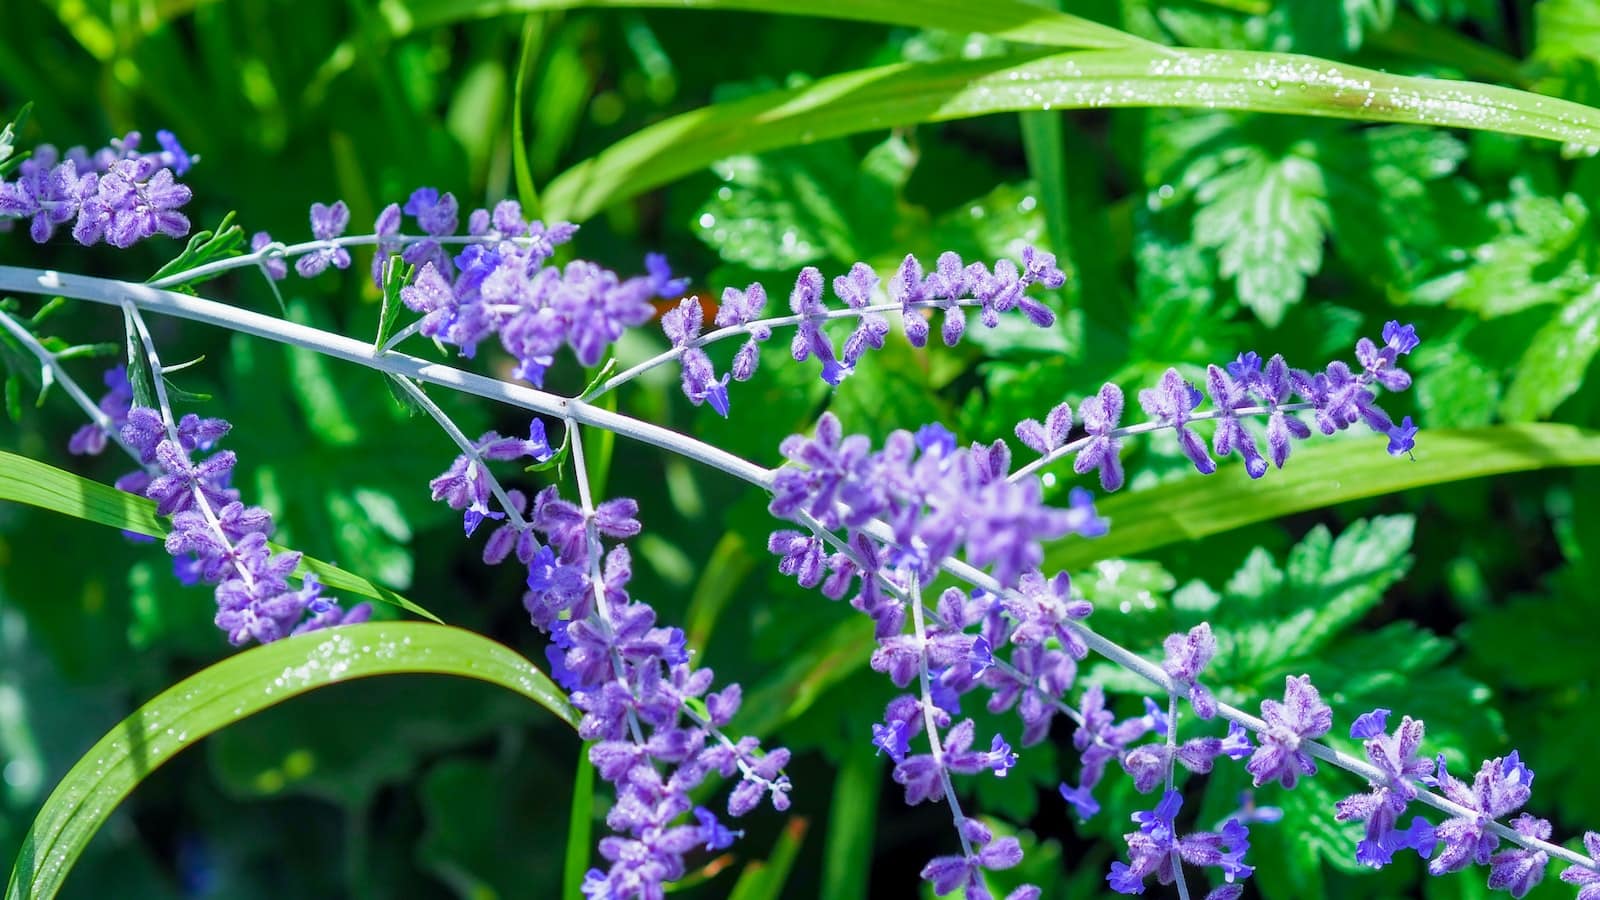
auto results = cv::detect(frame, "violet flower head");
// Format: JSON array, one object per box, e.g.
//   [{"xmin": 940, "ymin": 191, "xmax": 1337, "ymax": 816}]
[
  {"xmin": 1246, "ymin": 674, "xmax": 1332, "ymax": 789},
  {"xmin": 1161, "ymin": 622, "xmax": 1218, "ymax": 719},
  {"xmin": 1140, "ymin": 368, "xmax": 1214, "ymax": 475},
  {"xmin": 663, "ymin": 297, "xmax": 730, "ymax": 417},
  {"xmin": 645, "ymin": 252, "xmax": 691, "ymax": 299},
  {"xmin": 251, "ymin": 231, "xmax": 288, "ymax": 281},
  {"xmin": 1109, "ymin": 790, "xmax": 1254, "ymax": 895},
  {"xmin": 115, "ymin": 405, "xmax": 369, "ymax": 645},
  {"xmin": 1559, "ymin": 831, "xmax": 1600, "ymax": 899},
  {"xmin": 1427, "ymin": 751, "xmax": 1536, "ymax": 876},
  {"xmin": 1387, "ymin": 415, "xmax": 1418, "ymax": 458},
  {"xmin": 1487, "ymin": 814, "xmax": 1550, "ymax": 898},
  {"xmin": 921, "ymin": 819, "xmax": 1030, "ymax": 900},
  {"xmin": 3, "ymin": 131, "xmax": 195, "ymax": 247},
  {"xmin": 768, "ymin": 413, "xmax": 1102, "ymax": 594},
  {"xmin": 1074, "ymin": 383, "xmax": 1126, "ymax": 491},
  {"xmin": 67, "ymin": 365, "xmax": 133, "ymax": 456},
  {"xmin": 294, "ymin": 201, "xmax": 352, "ymax": 278},
  {"xmin": 1334, "ymin": 710, "xmax": 1435, "ymax": 868}
]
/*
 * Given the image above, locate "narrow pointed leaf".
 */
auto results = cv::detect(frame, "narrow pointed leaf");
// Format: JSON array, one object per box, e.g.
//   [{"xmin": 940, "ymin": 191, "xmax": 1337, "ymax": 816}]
[
  {"xmin": 5, "ymin": 623, "xmax": 575, "ymax": 900},
  {"xmin": 0, "ymin": 449, "xmax": 440, "ymax": 622},
  {"xmin": 1046, "ymin": 425, "xmax": 1600, "ymax": 570},
  {"xmin": 544, "ymin": 48, "xmax": 1600, "ymax": 221},
  {"xmin": 375, "ymin": 0, "xmax": 1145, "ymax": 51}
]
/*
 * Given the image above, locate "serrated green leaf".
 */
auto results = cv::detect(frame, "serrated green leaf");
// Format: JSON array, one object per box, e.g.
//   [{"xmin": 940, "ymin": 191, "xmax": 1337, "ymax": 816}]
[
  {"xmin": 5, "ymin": 622, "xmax": 575, "ymax": 900},
  {"xmin": 1326, "ymin": 126, "xmax": 1478, "ymax": 286},
  {"xmin": 1411, "ymin": 179, "xmax": 1596, "ymax": 315},
  {"xmin": 0, "ymin": 449, "xmax": 440, "ymax": 623},
  {"xmin": 1268, "ymin": 0, "xmax": 1396, "ymax": 55},
  {"xmin": 1045, "ymin": 425, "xmax": 1600, "ymax": 571},
  {"xmin": 1213, "ymin": 517, "xmax": 1414, "ymax": 683},
  {"xmin": 696, "ymin": 150, "xmax": 851, "ymax": 270},
  {"xmin": 1501, "ymin": 281, "xmax": 1600, "ymax": 421},
  {"xmin": 545, "ymin": 48, "xmax": 1600, "ymax": 221},
  {"xmin": 1190, "ymin": 141, "xmax": 1327, "ymax": 325}
]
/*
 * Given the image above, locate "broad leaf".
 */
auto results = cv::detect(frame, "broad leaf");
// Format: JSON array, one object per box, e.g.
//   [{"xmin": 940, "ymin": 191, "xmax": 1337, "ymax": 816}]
[{"xmin": 5, "ymin": 623, "xmax": 575, "ymax": 900}]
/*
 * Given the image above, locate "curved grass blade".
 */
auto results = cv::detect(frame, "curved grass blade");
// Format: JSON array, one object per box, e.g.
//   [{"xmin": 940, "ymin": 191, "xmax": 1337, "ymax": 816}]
[
  {"xmin": 1045, "ymin": 424, "xmax": 1600, "ymax": 570},
  {"xmin": 5, "ymin": 622, "xmax": 575, "ymax": 900},
  {"xmin": 0, "ymin": 450, "xmax": 441, "ymax": 623},
  {"xmin": 543, "ymin": 48, "xmax": 1600, "ymax": 221},
  {"xmin": 375, "ymin": 0, "xmax": 1146, "ymax": 52}
]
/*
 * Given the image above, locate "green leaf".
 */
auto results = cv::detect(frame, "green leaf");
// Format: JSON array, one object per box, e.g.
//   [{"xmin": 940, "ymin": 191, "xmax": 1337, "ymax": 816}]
[
  {"xmin": 0, "ymin": 449, "xmax": 440, "ymax": 623},
  {"xmin": 1267, "ymin": 0, "xmax": 1396, "ymax": 55},
  {"xmin": 145, "ymin": 212, "xmax": 247, "ymax": 290},
  {"xmin": 374, "ymin": 0, "xmax": 1146, "ymax": 52},
  {"xmin": 1212, "ymin": 517, "xmax": 1414, "ymax": 684},
  {"xmin": 0, "ymin": 102, "xmax": 30, "ymax": 178},
  {"xmin": 543, "ymin": 47, "xmax": 1600, "ymax": 221},
  {"xmin": 5, "ymin": 622, "xmax": 575, "ymax": 900},
  {"xmin": 1409, "ymin": 177, "xmax": 1596, "ymax": 316},
  {"xmin": 727, "ymin": 817, "xmax": 809, "ymax": 900},
  {"xmin": 562, "ymin": 743, "xmax": 596, "ymax": 900},
  {"xmin": 511, "ymin": 13, "xmax": 544, "ymax": 216},
  {"xmin": 1500, "ymin": 281, "xmax": 1600, "ymax": 421},
  {"xmin": 1190, "ymin": 139, "xmax": 1328, "ymax": 325},
  {"xmin": 820, "ymin": 742, "xmax": 880, "ymax": 900},
  {"xmin": 372, "ymin": 254, "xmax": 415, "ymax": 352},
  {"xmin": 1044, "ymin": 425, "xmax": 1600, "ymax": 571}
]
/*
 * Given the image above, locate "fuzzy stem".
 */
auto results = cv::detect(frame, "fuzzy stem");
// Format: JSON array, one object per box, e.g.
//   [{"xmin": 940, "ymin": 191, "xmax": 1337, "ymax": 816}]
[
  {"xmin": 0, "ymin": 308, "xmax": 139, "ymax": 460},
  {"xmin": 386, "ymin": 373, "xmax": 529, "ymax": 532},
  {"xmin": 909, "ymin": 574, "xmax": 976, "ymax": 860},
  {"xmin": 122, "ymin": 301, "xmax": 257, "ymax": 594}
]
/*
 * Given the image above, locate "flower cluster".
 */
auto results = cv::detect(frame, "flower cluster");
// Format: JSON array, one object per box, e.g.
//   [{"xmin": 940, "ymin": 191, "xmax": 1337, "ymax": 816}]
[
  {"xmin": 1012, "ymin": 322, "xmax": 1423, "ymax": 491},
  {"xmin": 68, "ymin": 367, "xmax": 368, "ymax": 644},
  {"xmin": 1108, "ymin": 789, "xmax": 1253, "ymax": 897},
  {"xmin": 660, "ymin": 247, "xmax": 1066, "ymax": 415},
  {"xmin": 424, "ymin": 426, "xmax": 789, "ymax": 899},
  {"xmin": 264, "ymin": 188, "xmax": 686, "ymax": 387},
  {"xmin": 768, "ymin": 415, "xmax": 1104, "ymax": 606},
  {"xmin": 0, "ymin": 130, "xmax": 193, "ymax": 247},
  {"xmin": 1325, "ymin": 706, "xmax": 1600, "ymax": 897}
]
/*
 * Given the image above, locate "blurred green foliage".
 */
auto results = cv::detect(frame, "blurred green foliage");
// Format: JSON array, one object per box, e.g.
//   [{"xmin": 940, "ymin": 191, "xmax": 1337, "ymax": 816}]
[{"xmin": 4, "ymin": 1, "xmax": 1600, "ymax": 898}]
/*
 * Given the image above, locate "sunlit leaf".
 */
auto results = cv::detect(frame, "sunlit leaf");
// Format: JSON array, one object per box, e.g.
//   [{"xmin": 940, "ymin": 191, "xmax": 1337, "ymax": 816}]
[{"xmin": 4, "ymin": 623, "xmax": 575, "ymax": 900}]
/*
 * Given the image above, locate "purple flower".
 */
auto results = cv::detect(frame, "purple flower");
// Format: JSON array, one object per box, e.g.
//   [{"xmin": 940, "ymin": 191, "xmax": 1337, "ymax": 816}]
[
  {"xmin": 1161, "ymin": 623, "xmax": 1218, "ymax": 719},
  {"xmin": 251, "ymin": 231, "xmax": 288, "ymax": 281},
  {"xmin": 1559, "ymin": 831, "xmax": 1600, "ymax": 898},
  {"xmin": 1110, "ymin": 790, "xmax": 1253, "ymax": 894},
  {"xmin": 1074, "ymin": 384, "xmax": 1125, "ymax": 491},
  {"xmin": 663, "ymin": 298, "xmax": 730, "ymax": 417},
  {"xmin": 645, "ymin": 252, "xmax": 691, "ymax": 299},
  {"xmin": 1140, "ymin": 368, "xmax": 1214, "ymax": 475},
  {"xmin": 1246, "ymin": 674, "xmax": 1331, "ymax": 788},
  {"xmin": 921, "ymin": 820, "xmax": 1027, "ymax": 899},
  {"xmin": 1334, "ymin": 711, "xmax": 1434, "ymax": 868},
  {"xmin": 1487, "ymin": 815, "xmax": 1549, "ymax": 898},
  {"xmin": 1386, "ymin": 415, "xmax": 1417, "ymax": 458},
  {"xmin": 1427, "ymin": 752, "xmax": 1536, "ymax": 876},
  {"xmin": 294, "ymin": 201, "xmax": 351, "ymax": 277}
]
